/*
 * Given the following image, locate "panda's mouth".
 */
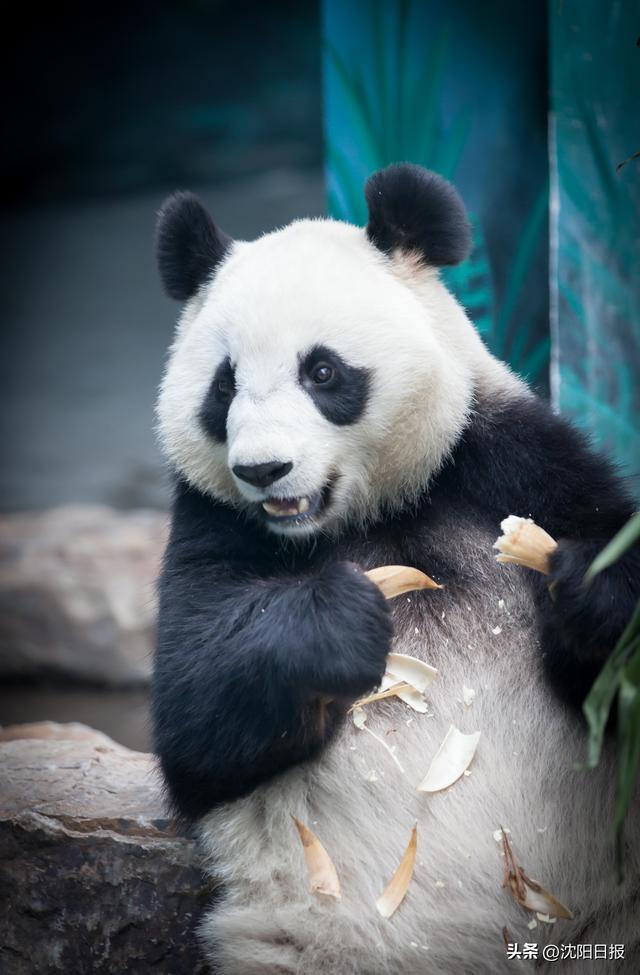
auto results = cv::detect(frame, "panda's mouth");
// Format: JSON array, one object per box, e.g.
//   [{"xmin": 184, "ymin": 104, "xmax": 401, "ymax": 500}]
[{"xmin": 261, "ymin": 481, "xmax": 333, "ymax": 525}]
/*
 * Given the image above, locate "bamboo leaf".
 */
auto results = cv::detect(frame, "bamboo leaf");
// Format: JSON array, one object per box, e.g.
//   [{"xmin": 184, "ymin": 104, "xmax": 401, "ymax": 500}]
[
  {"xmin": 583, "ymin": 603, "xmax": 640, "ymax": 768},
  {"xmin": 586, "ymin": 513, "xmax": 640, "ymax": 582},
  {"xmin": 614, "ymin": 644, "xmax": 640, "ymax": 879}
]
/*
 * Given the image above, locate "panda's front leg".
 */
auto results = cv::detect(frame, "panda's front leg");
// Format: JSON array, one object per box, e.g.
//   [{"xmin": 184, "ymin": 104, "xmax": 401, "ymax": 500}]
[
  {"xmin": 152, "ymin": 557, "xmax": 393, "ymax": 820},
  {"xmin": 537, "ymin": 538, "xmax": 640, "ymax": 708}
]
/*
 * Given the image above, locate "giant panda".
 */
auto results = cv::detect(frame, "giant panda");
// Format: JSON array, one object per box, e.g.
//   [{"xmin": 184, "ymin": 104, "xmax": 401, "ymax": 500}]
[{"xmin": 152, "ymin": 164, "xmax": 640, "ymax": 974}]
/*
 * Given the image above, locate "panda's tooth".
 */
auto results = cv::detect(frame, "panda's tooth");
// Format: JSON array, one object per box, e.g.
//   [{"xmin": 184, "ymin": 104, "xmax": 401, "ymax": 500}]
[
  {"xmin": 262, "ymin": 496, "xmax": 312, "ymax": 518},
  {"xmin": 262, "ymin": 500, "xmax": 283, "ymax": 516}
]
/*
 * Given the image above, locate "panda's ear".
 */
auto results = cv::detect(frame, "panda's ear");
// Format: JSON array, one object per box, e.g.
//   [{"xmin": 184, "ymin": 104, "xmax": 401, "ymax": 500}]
[
  {"xmin": 365, "ymin": 164, "xmax": 471, "ymax": 267},
  {"xmin": 156, "ymin": 191, "xmax": 232, "ymax": 301}
]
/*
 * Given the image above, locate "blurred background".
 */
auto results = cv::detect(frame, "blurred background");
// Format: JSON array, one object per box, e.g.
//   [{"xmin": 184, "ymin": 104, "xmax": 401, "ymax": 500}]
[
  {"xmin": 1, "ymin": 0, "xmax": 324, "ymax": 513},
  {"xmin": 1, "ymin": 0, "xmax": 638, "ymax": 752}
]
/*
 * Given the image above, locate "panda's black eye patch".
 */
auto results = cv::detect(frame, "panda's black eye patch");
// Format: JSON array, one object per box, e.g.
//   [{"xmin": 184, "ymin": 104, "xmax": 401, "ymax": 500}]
[
  {"xmin": 300, "ymin": 345, "xmax": 370, "ymax": 426},
  {"xmin": 199, "ymin": 356, "xmax": 235, "ymax": 443},
  {"xmin": 215, "ymin": 372, "xmax": 234, "ymax": 404}
]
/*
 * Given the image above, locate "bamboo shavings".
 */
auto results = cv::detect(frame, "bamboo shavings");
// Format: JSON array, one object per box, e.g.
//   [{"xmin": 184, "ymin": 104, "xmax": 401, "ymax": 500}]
[
  {"xmin": 385, "ymin": 653, "xmax": 438, "ymax": 693},
  {"xmin": 352, "ymin": 655, "xmax": 438, "ymax": 714},
  {"xmin": 417, "ymin": 725, "xmax": 480, "ymax": 793},
  {"xmin": 292, "ymin": 816, "xmax": 341, "ymax": 899},
  {"xmin": 356, "ymin": 567, "xmax": 440, "ymax": 713},
  {"xmin": 391, "ymin": 684, "xmax": 430, "ymax": 713},
  {"xmin": 376, "ymin": 825, "xmax": 418, "ymax": 918},
  {"xmin": 382, "ymin": 654, "xmax": 438, "ymax": 712},
  {"xmin": 365, "ymin": 565, "xmax": 442, "ymax": 599},
  {"xmin": 352, "ymin": 706, "xmax": 368, "ymax": 730},
  {"xmin": 462, "ymin": 686, "xmax": 476, "ymax": 708},
  {"xmin": 352, "ymin": 682, "xmax": 413, "ymax": 708},
  {"xmin": 499, "ymin": 828, "xmax": 573, "ymax": 920},
  {"xmin": 536, "ymin": 913, "xmax": 557, "ymax": 924},
  {"xmin": 352, "ymin": 707, "xmax": 405, "ymax": 773},
  {"xmin": 493, "ymin": 516, "xmax": 558, "ymax": 575}
]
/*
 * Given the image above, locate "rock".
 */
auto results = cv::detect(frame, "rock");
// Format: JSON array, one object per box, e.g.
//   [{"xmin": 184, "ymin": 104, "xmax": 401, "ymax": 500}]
[
  {"xmin": 0, "ymin": 723, "xmax": 212, "ymax": 974},
  {"xmin": 0, "ymin": 720, "xmax": 120, "ymax": 745},
  {"xmin": 0, "ymin": 505, "xmax": 168, "ymax": 684}
]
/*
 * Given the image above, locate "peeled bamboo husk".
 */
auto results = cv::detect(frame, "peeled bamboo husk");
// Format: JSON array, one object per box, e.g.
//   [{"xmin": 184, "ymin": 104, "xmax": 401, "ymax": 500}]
[
  {"xmin": 493, "ymin": 516, "xmax": 558, "ymax": 575},
  {"xmin": 365, "ymin": 565, "xmax": 441, "ymax": 599}
]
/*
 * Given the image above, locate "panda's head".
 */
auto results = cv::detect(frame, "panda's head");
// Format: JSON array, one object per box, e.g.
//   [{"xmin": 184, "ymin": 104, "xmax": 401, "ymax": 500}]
[{"xmin": 156, "ymin": 164, "xmax": 511, "ymax": 537}]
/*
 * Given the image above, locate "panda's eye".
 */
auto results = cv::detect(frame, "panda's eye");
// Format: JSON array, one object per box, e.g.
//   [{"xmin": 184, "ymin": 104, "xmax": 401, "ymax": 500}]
[
  {"xmin": 310, "ymin": 362, "xmax": 335, "ymax": 385},
  {"xmin": 215, "ymin": 374, "xmax": 234, "ymax": 404}
]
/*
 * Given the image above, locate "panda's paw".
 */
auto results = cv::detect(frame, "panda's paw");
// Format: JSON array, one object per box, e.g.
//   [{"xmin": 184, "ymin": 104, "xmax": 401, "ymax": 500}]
[
  {"xmin": 306, "ymin": 561, "xmax": 394, "ymax": 699},
  {"xmin": 548, "ymin": 540, "xmax": 592, "ymax": 616},
  {"xmin": 546, "ymin": 539, "xmax": 633, "ymax": 661}
]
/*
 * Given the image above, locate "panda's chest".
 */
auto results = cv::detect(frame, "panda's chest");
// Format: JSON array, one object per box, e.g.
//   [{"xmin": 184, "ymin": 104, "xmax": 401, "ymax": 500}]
[
  {"xmin": 200, "ymin": 514, "xmax": 553, "ymax": 947},
  {"xmin": 321, "ymin": 511, "xmax": 537, "ymax": 670}
]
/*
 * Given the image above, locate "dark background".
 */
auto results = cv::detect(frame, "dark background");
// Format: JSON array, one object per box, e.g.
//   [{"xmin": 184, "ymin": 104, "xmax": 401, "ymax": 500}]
[{"xmin": 1, "ymin": 1, "xmax": 324, "ymax": 511}]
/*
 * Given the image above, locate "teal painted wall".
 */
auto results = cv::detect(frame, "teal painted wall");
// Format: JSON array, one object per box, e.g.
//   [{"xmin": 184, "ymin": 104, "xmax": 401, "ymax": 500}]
[
  {"xmin": 323, "ymin": 0, "xmax": 640, "ymax": 491},
  {"xmin": 550, "ymin": 1, "xmax": 640, "ymax": 493}
]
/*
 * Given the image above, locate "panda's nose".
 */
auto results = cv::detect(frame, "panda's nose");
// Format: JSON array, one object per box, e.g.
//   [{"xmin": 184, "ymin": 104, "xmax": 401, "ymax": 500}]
[{"xmin": 232, "ymin": 461, "xmax": 293, "ymax": 488}]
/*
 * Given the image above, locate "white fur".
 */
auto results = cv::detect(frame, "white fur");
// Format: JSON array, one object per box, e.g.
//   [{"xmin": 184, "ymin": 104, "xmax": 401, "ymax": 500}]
[{"xmin": 158, "ymin": 221, "xmax": 638, "ymax": 971}]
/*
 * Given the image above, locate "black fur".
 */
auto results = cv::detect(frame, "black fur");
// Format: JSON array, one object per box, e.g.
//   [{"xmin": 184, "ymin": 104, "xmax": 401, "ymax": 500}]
[
  {"xmin": 156, "ymin": 192, "xmax": 231, "ymax": 301},
  {"xmin": 365, "ymin": 163, "xmax": 471, "ymax": 266},
  {"xmin": 153, "ymin": 516, "xmax": 393, "ymax": 818},
  {"xmin": 153, "ymin": 391, "xmax": 639, "ymax": 819},
  {"xmin": 299, "ymin": 345, "xmax": 371, "ymax": 426},
  {"xmin": 199, "ymin": 357, "xmax": 236, "ymax": 443},
  {"xmin": 539, "ymin": 540, "xmax": 640, "ymax": 707}
]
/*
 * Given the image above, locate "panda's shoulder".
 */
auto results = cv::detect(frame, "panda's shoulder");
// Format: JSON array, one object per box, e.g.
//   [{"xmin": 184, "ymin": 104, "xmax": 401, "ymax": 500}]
[
  {"xmin": 459, "ymin": 392, "xmax": 585, "ymax": 465},
  {"xmin": 432, "ymin": 392, "xmax": 633, "ymax": 535}
]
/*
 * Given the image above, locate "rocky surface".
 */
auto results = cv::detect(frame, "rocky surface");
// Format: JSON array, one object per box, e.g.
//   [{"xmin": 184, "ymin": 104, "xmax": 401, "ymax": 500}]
[
  {"xmin": 0, "ymin": 722, "xmax": 212, "ymax": 974},
  {"xmin": 0, "ymin": 506, "xmax": 168, "ymax": 684}
]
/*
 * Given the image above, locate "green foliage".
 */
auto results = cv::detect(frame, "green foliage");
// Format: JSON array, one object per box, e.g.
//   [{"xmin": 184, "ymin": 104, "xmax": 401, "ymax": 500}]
[
  {"xmin": 583, "ymin": 514, "xmax": 640, "ymax": 877},
  {"xmin": 583, "ymin": 602, "xmax": 640, "ymax": 769},
  {"xmin": 586, "ymin": 512, "xmax": 640, "ymax": 582}
]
